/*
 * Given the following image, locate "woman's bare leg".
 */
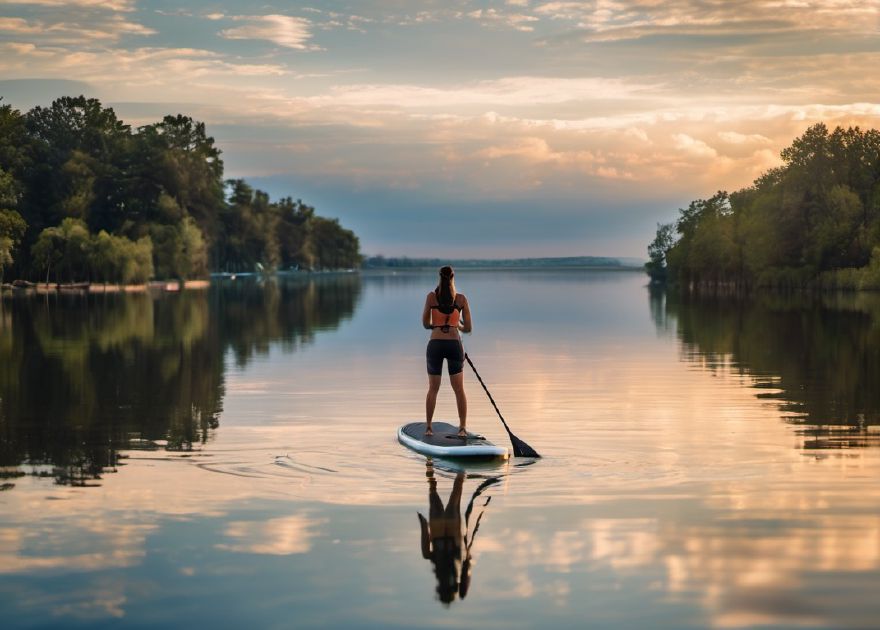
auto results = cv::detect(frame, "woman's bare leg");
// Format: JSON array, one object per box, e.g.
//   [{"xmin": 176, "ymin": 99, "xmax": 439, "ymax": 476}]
[
  {"xmin": 425, "ymin": 375, "xmax": 442, "ymax": 435},
  {"xmin": 450, "ymin": 371, "xmax": 467, "ymax": 435}
]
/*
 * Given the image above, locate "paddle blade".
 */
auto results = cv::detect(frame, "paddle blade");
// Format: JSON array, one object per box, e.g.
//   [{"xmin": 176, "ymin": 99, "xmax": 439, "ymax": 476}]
[
  {"xmin": 508, "ymin": 432, "xmax": 540, "ymax": 458},
  {"xmin": 463, "ymin": 352, "xmax": 541, "ymax": 458}
]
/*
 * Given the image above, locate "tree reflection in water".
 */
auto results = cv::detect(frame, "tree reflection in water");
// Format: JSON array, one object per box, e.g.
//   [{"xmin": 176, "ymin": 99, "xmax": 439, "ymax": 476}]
[
  {"xmin": 417, "ymin": 460, "xmax": 500, "ymax": 606},
  {"xmin": 650, "ymin": 286, "xmax": 880, "ymax": 449},
  {"xmin": 0, "ymin": 274, "xmax": 361, "ymax": 487}
]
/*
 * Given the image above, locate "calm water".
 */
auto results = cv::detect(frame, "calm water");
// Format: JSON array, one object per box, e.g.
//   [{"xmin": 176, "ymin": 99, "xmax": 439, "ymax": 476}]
[{"xmin": 2, "ymin": 271, "xmax": 880, "ymax": 628}]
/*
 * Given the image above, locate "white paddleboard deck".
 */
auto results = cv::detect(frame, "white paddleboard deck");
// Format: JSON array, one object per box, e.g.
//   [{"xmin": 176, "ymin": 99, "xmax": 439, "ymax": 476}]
[{"xmin": 398, "ymin": 422, "xmax": 508, "ymax": 459}]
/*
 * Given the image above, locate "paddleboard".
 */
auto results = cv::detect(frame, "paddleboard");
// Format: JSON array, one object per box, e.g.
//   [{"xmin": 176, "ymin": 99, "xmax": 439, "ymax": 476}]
[{"xmin": 398, "ymin": 422, "xmax": 508, "ymax": 459}]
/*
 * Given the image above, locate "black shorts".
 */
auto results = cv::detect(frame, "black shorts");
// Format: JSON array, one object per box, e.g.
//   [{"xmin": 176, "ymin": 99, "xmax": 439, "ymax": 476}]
[{"xmin": 426, "ymin": 339, "xmax": 464, "ymax": 376}]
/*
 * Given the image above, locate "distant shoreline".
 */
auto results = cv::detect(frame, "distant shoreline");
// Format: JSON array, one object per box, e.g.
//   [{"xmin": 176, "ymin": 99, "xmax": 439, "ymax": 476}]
[
  {"xmin": 362, "ymin": 255, "xmax": 645, "ymax": 270},
  {"xmin": 361, "ymin": 264, "xmax": 643, "ymax": 272},
  {"xmin": 0, "ymin": 265, "xmax": 644, "ymax": 295}
]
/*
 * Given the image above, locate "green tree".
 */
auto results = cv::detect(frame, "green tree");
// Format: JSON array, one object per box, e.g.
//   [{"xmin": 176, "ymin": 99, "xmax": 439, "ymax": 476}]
[
  {"xmin": 0, "ymin": 209, "xmax": 26, "ymax": 284},
  {"xmin": 0, "ymin": 236, "xmax": 13, "ymax": 284},
  {"xmin": 32, "ymin": 225, "xmax": 64, "ymax": 284},
  {"xmin": 135, "ymin": 115, "xmax": 224, "ymax": 242},
  {"xmin": 0, "ymin": 101, "xmax": 30, "ymax": 280},
  {"xmin": 807, "ymin": 184, "xmax": 864, "ymax": 270},
  {"xmin": 219, "ymin": 180, "xmax": 280, "ymax": 272},
  {"xmin": 646, "ymin": 222, "xmax": 675, "ymax": 282},
  {"xmin": 178, "ymin": 216, "xmax": 207, "ymax": 279},
  {"xmin": 31, "ymin": 218, "xmax": 93, "ymax": 283},
  {"xmin": 0, "ymin": 208, "xmax": 26, "ymax": 245},
  {"xmin": 276, "ymin": 197, "xmax": 314, "ymax": 269},
  {"xmin": 119, "ymin": 235, "xmax": 153, "ymax": 283},
  {"xmin": 24, "ymin": 96, "xmax": 132, "ymax": 235},
  {"xmin": 150, "ymin": 217, "xmax": 207, "ymax": 280},
  {"xmin": 309, "ymin": 216, "xmax": 361, "ymax": 270},
  {"xmin": 90, "ymin": 230, "xmax": 153, "ymax": 284}
]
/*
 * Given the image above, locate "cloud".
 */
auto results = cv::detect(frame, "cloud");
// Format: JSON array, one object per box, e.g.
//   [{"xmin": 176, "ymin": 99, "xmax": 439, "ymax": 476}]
[
  {"xmin": 532, "ymin": 0, "xmax": 880, "ymax": 42},
  {"xmin": 220, "ymin": 14, "xmax": 318, "ymax": 50},
  {"xmin": 717, "ymin": 131, "xmax": 771, "ymax": 145},
  {"xmin": 473, "ymin": 136, "xmax": 633, "ymax": 179},
  {"xmin": 672, "ymin": 133, "xmax": 718, "ymax": 159},
  {"xmin": 533, "ymin": 1, "xmax": 594, "ymax": 20},
  {"xmin": 0, "ymin": 0, "xmax": 134, "ymax": 10},
  {"xmin": 0, "ymin": 43, "xmax": 287, "ymax": 87},
  {"xmin": 0, "ymin": 17, "xmax": 42, "ymax": 34},
  {"xmin": 308, "ymin": 75, "xmax": 657, "ymax": 109},
  {"xmin": 0, "ymin": 14, "xmax": 155, "ymax": 43},
  {"xmin": 468, "ymin": 8, "xmax": 540, "ymax": 31}
]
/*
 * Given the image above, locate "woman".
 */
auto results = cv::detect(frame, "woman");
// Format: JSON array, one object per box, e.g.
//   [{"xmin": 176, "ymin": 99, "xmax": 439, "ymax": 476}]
[{"xmin": 422, "ymin": 265, "xmax": 472, "ymax": 437}]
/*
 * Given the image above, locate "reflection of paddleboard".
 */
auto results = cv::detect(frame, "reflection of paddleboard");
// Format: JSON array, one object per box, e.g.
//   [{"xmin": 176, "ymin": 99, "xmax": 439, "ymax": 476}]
[{"xmin": 398, "ymin": 422, "xmax": 508, "ymax": 459}]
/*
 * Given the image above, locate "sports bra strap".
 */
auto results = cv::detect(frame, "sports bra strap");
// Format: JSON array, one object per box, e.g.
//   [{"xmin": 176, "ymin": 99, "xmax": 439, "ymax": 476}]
[{"xmin": 430, "ymin": 297, "xmax": 462, "ymax": 312}]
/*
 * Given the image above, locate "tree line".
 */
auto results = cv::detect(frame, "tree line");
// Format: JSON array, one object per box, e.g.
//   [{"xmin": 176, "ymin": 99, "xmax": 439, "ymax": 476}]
[
  {"xmin": 647, "ymin": 124, "xmax": 880, "ymax": 290},
  {"xmin": 0, "ymin": 96, "xmax": 361, "ymax": 284}
]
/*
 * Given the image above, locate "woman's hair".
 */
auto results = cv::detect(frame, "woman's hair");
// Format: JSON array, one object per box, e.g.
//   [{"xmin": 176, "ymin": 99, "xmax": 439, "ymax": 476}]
[{"xmin": 435, "ymin": 266, "xmax": 455, "ymax": 311}]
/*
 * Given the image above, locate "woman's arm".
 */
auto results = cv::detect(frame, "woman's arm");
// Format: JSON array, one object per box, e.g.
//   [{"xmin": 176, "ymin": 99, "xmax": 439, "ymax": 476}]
[
  {"xmin": 459, "ymin": 295, "xmax": 472, "ymax": 333},
  {"xmin": 417, "ymin": 513, "xmax": 431, "ymax": 559},
  {"xmin": 422, "ymin": 293, "xmax": 434, "ymax": 329}
]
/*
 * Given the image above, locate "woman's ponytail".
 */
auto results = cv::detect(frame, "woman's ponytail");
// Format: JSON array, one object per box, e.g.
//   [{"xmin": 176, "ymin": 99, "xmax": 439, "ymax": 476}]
[{"xmin": 435, "ymin": 266, "xmax": 454, "ymax": 310}]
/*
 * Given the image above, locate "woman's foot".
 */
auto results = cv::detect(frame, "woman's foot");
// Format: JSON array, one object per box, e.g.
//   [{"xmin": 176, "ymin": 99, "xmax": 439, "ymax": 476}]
[
  {"xmin": 457, "ymin": 427, "xmax": 467, "ymax": 438},
  {"xmin": 425, "ymin": 425, "xmax": 433, "ymax": 437}
]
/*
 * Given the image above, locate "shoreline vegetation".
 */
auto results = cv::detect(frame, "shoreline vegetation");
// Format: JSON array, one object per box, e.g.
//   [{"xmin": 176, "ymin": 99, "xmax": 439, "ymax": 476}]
[
  {"xmin": 0, "ymin": 95, "xmax": 362, "ymax": 287},
  {"xmin": 0, "ymin": 279, "xmax": 211, "ymax": 294},
  {"xmin": 646, "ymin": 123, "xmax": 880, "ymax": 292}
]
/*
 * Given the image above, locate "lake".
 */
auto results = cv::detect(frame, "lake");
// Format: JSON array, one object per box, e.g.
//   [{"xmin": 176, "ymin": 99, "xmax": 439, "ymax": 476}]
[{"xmin": 2, "ymin": 270, "xmax": 880, "ymax": 629}]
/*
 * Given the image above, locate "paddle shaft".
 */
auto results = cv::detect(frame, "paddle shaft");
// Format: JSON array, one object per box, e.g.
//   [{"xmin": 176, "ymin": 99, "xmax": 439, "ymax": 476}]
[
  {"xmin": 463, "ymin": 352, "xmax": 540, "ymax": 457},
  {"xmin": 463, "ymin": 353, "xmax": 514, "ymax": 437}
]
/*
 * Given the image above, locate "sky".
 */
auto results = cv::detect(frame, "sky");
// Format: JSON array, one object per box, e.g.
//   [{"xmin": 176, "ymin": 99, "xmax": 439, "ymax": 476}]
[{"xmin": 0, "ymin": 0, "xmax": 879, "ymax": 258}]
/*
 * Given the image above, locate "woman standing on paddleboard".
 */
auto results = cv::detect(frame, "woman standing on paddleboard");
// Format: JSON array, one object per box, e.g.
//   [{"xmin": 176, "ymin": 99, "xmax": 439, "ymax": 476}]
[{"xmin": 422, "ymin": 266, "xmax": 472, "ymax": 437}]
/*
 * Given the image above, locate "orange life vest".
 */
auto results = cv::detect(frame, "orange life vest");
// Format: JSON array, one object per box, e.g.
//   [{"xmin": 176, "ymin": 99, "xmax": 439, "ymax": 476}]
[{"xmin": 431, "ymin": 294, "xmax": 462, "ymax": 331}]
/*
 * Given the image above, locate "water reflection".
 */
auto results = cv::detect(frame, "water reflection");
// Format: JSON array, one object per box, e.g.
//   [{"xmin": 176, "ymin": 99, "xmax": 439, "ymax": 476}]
[
  {"xmin": 650, "ymin": 287, "xmax": 880, "ymax": 449},
  {"xmin": 215, "ymin": 274, "xmax": 362, "ymax": 366},
  {"xmin": 3, "ymin": 271, "xmax": 880, "ymax": 627},
  {"xmin": 0, "ymin": 274, "xmax": 362, "ymax": 487},
  {"xmin": 417, "ymin": 461, "xmax": 500, "ymax": 606}
]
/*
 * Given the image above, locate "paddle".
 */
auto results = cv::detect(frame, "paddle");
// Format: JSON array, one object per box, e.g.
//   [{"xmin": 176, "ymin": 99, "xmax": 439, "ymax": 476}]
[{"xmin": 463, "ymin": 353, "xmax": 540, "ymax": 458}]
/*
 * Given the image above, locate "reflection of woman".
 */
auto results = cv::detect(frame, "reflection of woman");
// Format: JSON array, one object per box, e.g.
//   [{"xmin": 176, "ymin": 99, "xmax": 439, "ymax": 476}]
[
  {"xmin": 418, "ymin": 465, "xmax": 468, "ymax": 605},
  {"xmin": 422, "ymin": 266, "xmax": 472, "ymax": 437},
  {"xmin": 417, "ymin": 462, "xmax": 499, "ymax": 606}
]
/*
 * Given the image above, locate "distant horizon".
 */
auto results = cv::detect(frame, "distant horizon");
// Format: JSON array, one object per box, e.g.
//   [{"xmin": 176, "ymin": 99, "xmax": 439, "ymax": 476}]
[{"xmin": 359, "ymin": 253, "xmax": 645, "ymax": 264}]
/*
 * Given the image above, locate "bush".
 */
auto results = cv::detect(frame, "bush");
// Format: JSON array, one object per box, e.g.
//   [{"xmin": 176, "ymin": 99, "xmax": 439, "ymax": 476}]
[
  {"xmin": 818, "ymin": 267, "xmax": 862, "ymax": 290},
  {"xmin": 34, "ymin": 221, "xmax": 153, "ymax": 284},
  {"xmin": 860, "ymin": 247, "xmax": 880, "ymax": 290}
]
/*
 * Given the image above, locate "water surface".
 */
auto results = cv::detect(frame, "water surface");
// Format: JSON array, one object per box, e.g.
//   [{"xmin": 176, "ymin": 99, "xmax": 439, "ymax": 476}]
[{"xmin": 2, "ymin": 271, "xmax": 880, "ymax": 628}]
